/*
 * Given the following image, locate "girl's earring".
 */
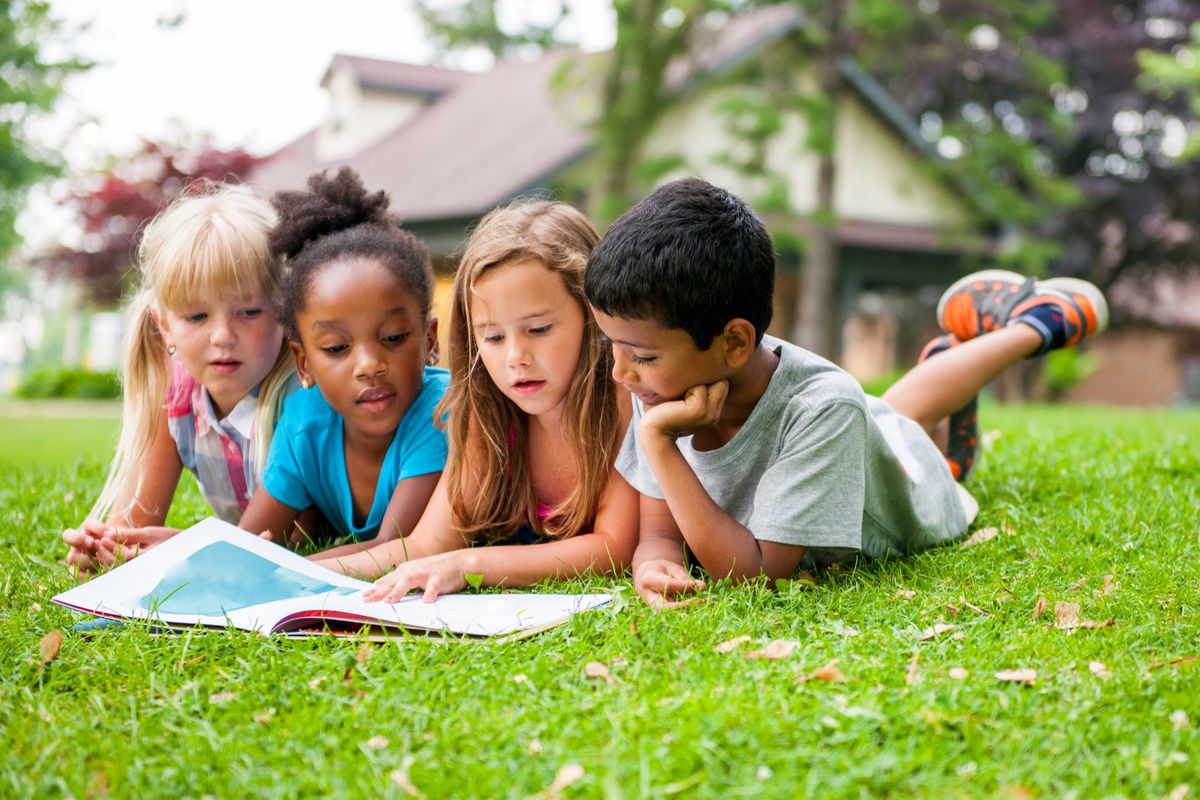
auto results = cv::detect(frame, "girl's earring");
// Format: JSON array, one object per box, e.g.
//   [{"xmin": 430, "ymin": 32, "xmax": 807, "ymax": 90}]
[
  {"xmin": 166, "ymin": 344, "xmax": 177, "ymax": 356},
  {"xmin": 300, "ymin": 376, "xmax": 313, "ymax": 389}
]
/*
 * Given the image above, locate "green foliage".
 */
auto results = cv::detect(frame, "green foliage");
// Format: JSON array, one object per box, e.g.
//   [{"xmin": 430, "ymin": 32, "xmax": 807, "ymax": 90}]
[
  {"xmin": 1139, "ymin": 22, "xmax": 1200, "ymax": 158},
  {"xmin": 3, "ymin": 405, "xmax": 1200, "ymax": 796},
  {"xmin": 0, "ymin": 0, "xmax": 89, "ymax": 260},
  {"xmin": 14, "ymin": 366, "xmax": 120, "ymax": 399},
  {"xmin": 1041, "ymin": 348, "xmax": 1098, "ymax": 402}
]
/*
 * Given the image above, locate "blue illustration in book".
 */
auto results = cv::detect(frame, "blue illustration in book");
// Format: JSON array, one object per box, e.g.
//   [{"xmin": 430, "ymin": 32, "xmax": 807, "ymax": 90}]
[{"xmin": 139, "ymin": 541, "xmax": 356, "ymax": 616}]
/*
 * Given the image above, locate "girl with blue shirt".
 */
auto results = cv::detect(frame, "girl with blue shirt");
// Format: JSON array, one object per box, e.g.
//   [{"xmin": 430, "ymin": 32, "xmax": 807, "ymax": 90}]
[{"xmin": 239, "ymin": 168, "xmax": 448, "ymax": 549}]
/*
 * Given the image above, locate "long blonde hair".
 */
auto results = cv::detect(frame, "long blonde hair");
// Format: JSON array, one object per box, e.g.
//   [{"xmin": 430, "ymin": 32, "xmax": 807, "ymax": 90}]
[
  {"xmin": 440, "ymin": 200, "xmax": 617, "ymax": 542},
  {"xmin": 92, "ymin": 184, "xmax": 293, "ymax": 522}
]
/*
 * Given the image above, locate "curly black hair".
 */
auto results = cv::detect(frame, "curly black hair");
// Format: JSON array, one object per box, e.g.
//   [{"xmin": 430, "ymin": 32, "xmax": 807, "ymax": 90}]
[{"xmin": 270, "ymin": 166, "xmax": 434, "ymax": 339}]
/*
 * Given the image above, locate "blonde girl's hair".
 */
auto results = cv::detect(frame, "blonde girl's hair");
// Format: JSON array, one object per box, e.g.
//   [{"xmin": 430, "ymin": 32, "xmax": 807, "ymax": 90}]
[
  {"xmin": 438, "ymin": 199, "xmax": 617, "ymax": 542},
  {"xmin": 92, "ymin": 183, "xmax": 293, "ymax": 522}
]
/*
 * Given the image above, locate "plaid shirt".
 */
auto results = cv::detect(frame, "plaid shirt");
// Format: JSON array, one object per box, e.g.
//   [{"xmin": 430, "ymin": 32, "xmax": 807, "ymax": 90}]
[{"xmin": 164, "ymin": 359, "xmax": 258, "ymax": 522}]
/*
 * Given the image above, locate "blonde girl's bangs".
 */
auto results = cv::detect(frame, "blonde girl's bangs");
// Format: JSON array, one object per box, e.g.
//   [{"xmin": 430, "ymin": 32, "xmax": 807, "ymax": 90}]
[{"xmin": 142, "ymin": 186, "xmax": 278, "ymax": 312}]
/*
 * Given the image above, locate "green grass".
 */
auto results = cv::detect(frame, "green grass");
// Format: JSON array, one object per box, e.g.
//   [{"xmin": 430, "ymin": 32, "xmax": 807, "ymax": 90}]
[{"xmin": 2, "ymin": 403, "xmax": 1199, "ymax": 797}]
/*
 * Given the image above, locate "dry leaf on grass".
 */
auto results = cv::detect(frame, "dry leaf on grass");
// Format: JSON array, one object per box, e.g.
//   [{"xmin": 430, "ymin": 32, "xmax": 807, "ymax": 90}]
[
  {"xmin": 355, "ymin": 643, "xmax": 372, "ymax": 665},
  {"xmin": 745, "ymin": 640, "xmax": 801, "ymax": 660},
  {"xmin": 366, "ymin": 735, "xmax": 388, "ymax": 750},
  {"xmin": 797, "ymin": 659, "xmax": 845, "ymax": 683},
  {"xmin": 1148, "ymin": 655, "xmax": 1199, "ymax": 672},
  {"xmin": 1088, "ymin": 661, "xmax": 1112, "ymax": 678},
  {"xmin": 209, "ymin": 692, "xmax": 237, "ymax": 704},
  {"xmin": 513, "ymin": 673, "xmax": 528, "ymax": 683},
  {"xmin": 39, "ymin": 630, "xmax": 63, "ymax": 663},
  {"xmin": 391, "ymin": 762, "xmax": 426, "ymax": 799},
  {"xmin": 961, "ymin": 527, "xmax": 999, "ymax": 548},
  {"xmin": 1171, "ymin": 710, "xmax": 1190, "ymax": 730},
  {"xmin": 1054, "ymin": 601, "xmax": 1113, "ymax": 630},
  {"xmin": 1169, "ymin": 785, "xmax": 1190, "ymax": 800},
  {"xmin": 896, "ymin": 589, "xmax": 917, "ymax": 599},
  {"xmin": 584, "ymin": 662, "xmax": 614, "ymax": 685},
  {"xmin": 714, "ymin": 635, "xmax": 752, "ymax": 654},
  {"xmin": 945, "ymin": 604, "xmax": 961, "ymax": 616},
  {"xmin": 308, "ymin": 676, "xmax": 326, "ymax": 690},
  {"xmin": 948, "ymin": 667, "xmax": 969, "ymax": 680},
  {"xmin": 995, "ymin": 668, "xmax": 1037, "ymax": 684},
  {"xmin": 905, "ymin": 650, "xmax": 920, "ymax": 686},
  {"xmin": 918, "ymin": 623, "xmax": 956, "ymax": 642},
  {"xmin": 253, "ymin": 709, "xmax": 275, "ymax": 724},
  {"xmin": 538, "ymin": 764, "xmax": 585, "ymax": 799},
  {"xmin": 1103, "ymin": 574, "xmax": 1117, "ymax": 595},
  {"xmin": 959, "ymin": 596, "xmax": 992, "ymax": 617},
  {"xmin": 1032, "ymin": 597, "xmax": 1047, "ymax": 621}
]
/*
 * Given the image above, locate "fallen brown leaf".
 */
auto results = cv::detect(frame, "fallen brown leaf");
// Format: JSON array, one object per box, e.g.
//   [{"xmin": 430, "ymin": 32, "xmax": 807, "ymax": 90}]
[
  {"xmin": 1032, "ymin": 596, "xmax": 1047, "ymax": 621},
  {"xmin": 1055, "ymin": 601, "xmax": 1081, "ymax": 628},
  {"xmin": 714, "ymin": 635, "xmax": 752, "ymax": 654},
  {"xmin": 995, "ymin": 668, "xmax": 1037, "ymax": 684},
  {"xmin": 512, "ymin": 673, "xmax": 528, "ymax": 683},
  {"xmin": 1000, "ymin": 785, "xmax": 1033, "ymax": 800},
  {"xmin": 209, "ymin": 692, "xmax": 237, "ymax": 704},
  {"xmin": 745, "ymin": 639, "xmax": 801, "ymax": 660},
  {"xmin": 961, "ymin": 527, "xmax": 999, "ymax": 548},
  {"xmin": 584, "ymin": 662, "xmax": 613, "ymax": 685},
  {"xmin": 88, "ymin": 771, "xmax": 109, "ymax": 798},
  {"xmin": 948, "ymin": 667, "xmax": 969, "ymax": 680},
  {"xmin": 1148, "ymin": 655, "xmax": 1199, "ymax": 671},
  {"xmin": 1169, "ymin": 785, "xmax": 1190, "ymax": 800},
  {"xmin": 1088, "ymin": 661, "xmax": 1112, "ymax": 679},
  {"xmin": 1171, "ymin": 710, "xmax": 1189, "ymax": 730},
  {"xmin": 797, "ymin": 659, "xmax": 845, "ymax": 683},
  {"xmin": 905, "ymin": 650, "xmax": 920, "ymax": 686},
  {"xmin": 355, "ymin": 642, "xmax": 372, "ymax": 665},
  {"xmin": 391, "ymin": 763, "xmax": 426, "ymax": 798},
  {"xmin": 959, "ymin": 596, "xmax": 992, "ymax": 617},
  {"xmin": 896, "ymin": 588, "xmax": 917, "ymax": 599},
  {"xmin": 918, "ymin": 623, "xmax": 956, "ymax": 642},
  {"xmin": 39, "ymin": 630, "xmax": 63, "ymax": 663},
  {"xmin": 253, "ymin": 709, "xmax": 274, "ymax": 724},
  {"xmin": 542, "ymin": 764, "xmax": 585, "ymax": 798},
  {"xmin": 945, "ymin": 603, "xmax": 961, "ymax": 616},
  {"xmin": 366, "ymin": 735, "xmax": 388, "ymax": 750},
  {"xmin": 1103, "ymin": 574, "xmax": 1117, "ymax": 595}
]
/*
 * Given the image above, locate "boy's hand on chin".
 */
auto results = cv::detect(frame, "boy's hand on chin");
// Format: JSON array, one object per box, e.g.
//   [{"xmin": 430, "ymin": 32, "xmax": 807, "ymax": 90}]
[
  {"xmin": 362, "ymin": 551, "xmax": 468, "ymax": 604},
  {"xmin": 640, "ymin": 381, "xmax": 729, "ymax": 440}
]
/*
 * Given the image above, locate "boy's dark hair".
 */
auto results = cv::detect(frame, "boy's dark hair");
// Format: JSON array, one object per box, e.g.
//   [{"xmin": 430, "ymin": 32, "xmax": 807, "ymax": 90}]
[
  {"xmin": 270, "ymin": 166, "xmax": 433, "ymax": 339},
  {"xmin": 585, "ymin": 177, "xmax": 776, "ymax": 349}
]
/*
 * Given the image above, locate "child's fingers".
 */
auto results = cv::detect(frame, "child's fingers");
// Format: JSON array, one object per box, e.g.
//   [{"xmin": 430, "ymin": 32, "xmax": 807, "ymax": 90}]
[{"xmin": 421, "ymin": 580, "xmax": 441, "ymax": 604}]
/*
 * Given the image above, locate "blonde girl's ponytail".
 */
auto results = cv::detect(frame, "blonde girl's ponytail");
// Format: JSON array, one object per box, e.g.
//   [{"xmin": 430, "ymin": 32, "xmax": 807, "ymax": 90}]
[{"xmin": 90, "ymin": 287, "xmax": 172, "ymax": 522}]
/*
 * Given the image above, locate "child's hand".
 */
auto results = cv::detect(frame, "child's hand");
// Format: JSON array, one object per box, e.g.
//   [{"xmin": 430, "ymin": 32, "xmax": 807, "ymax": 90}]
[
  {"xmin": 98, "ymin": 526, "xmax": 179, "ymax": 562},
  {"xmin": 63, "ymin": 519, "xmax": 116, "ymax": 572},
  {"xmin": 640, "ymin": 381, "xmax": 729, "ymax": 441},
  {"xmin": 633, "ymin": 559, "xmax": 706, "ymax": 610},
  {"xmin": 362, "ymin": 551, "xmax": 468, "ymax": 604}
]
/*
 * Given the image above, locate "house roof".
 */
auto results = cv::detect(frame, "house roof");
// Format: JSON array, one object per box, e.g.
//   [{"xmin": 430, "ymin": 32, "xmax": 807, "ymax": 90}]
[{"xmin": 251, "ymin": 6, "xmax": 950, "ymax": 228}]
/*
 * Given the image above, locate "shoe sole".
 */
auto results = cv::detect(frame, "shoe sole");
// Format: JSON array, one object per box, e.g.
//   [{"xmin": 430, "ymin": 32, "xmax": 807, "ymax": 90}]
[
  {"xmin": 936, "ymin": 269, "xmax": 1028, "ymax": 333},
  {"xmin": 1039, "ymin": 277, "xmax": 1109, "ymax": 335}
]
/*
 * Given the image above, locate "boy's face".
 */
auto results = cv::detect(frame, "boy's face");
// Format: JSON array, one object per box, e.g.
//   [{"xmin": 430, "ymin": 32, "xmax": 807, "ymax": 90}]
[{"xmin": 591, "ymin": 309, "xmax": 728, "ymax": 406}]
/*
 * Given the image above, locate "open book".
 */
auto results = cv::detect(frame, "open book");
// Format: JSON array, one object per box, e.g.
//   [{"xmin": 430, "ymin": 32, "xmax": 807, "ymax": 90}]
[{"xmin": 52, "ymin": 518, "xmax": 611, "ymax": 638}]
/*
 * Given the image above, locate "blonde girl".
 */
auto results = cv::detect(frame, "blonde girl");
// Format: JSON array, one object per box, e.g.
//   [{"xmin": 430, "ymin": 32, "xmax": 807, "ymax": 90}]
[
  {"xmin": 62, "ymin": 185, "xmax": 294, "ymax": 570},
  {"xmin": 315, "ymin": 200, "xmax": 638, "ymax": 600}
]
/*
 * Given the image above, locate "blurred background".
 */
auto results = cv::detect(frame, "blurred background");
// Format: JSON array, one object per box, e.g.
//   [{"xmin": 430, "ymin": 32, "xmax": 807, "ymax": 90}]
[{"xmin": 4, "ymin": 0, "xmax": 1199, "ymax": 409}]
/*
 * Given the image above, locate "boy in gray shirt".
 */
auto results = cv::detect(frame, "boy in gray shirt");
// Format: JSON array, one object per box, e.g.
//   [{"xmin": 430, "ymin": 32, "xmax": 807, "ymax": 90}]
[{"xmin": 585, "ymin": 178, "xmax": 1108, "ymax": 608}]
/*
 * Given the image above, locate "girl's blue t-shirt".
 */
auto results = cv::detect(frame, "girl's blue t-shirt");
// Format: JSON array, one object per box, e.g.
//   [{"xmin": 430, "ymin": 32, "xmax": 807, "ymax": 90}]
[{"xmin": 262, "ymin": 366, "xmax": 450, "ymax": 542}]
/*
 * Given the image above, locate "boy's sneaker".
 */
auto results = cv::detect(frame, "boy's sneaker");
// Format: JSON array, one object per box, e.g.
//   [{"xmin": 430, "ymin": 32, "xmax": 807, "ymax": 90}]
[
  {"xmin": 937, "ymin": 270, "xmax": 1108, "ymax": 355},
  {"xmin": 917, "ymin": 333, "xmax": 978, "ymax": 482}
]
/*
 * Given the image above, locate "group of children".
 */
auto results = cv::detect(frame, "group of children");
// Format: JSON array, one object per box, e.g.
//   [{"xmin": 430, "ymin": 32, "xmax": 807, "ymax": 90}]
[{"xmin": 61, "ymin": 169, "xmax": 1108, "ymax": 608}]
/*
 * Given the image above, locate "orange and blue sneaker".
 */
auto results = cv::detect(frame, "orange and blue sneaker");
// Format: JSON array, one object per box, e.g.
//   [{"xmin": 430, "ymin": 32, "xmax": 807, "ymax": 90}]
[
  {"xmin": 917, "ymin": 333, "xmax": 977, "ymax": 481},
  {"xmin": 937, "ymin": 269, "xmax": 1108, "ymax": 355}
]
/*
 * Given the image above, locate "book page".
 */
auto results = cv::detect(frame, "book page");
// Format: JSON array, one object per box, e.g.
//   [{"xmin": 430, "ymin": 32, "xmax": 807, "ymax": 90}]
[{"xmin": 53, "ymin": 518, "xmax": 369, "ymax": 634}]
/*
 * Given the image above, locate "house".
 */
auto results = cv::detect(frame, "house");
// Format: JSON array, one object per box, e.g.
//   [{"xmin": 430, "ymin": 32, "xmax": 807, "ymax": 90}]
[{"xmin": 247, "ymin": 7, "xmax": 991, "ymax": 380}]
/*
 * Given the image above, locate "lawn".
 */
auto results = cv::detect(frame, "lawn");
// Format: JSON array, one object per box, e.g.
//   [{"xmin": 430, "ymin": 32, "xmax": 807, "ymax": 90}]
[{"xmin": 1, "ymin": 403, "xmax": 1198, "ymax": 798}]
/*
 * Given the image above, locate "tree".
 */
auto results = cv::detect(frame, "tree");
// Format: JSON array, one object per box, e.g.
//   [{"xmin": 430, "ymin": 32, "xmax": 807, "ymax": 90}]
[
  {"xmin": 37, "ymin": 140, "xmax": 264, "ymax": 306},
  {"xmin": 0, "ymin": 0, "xmax": 88, "ymax": 261}
]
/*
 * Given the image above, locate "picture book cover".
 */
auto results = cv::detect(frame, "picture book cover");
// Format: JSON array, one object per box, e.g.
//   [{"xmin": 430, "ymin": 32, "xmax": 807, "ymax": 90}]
[{"xmin": 52, "ymin": 518, "xmax": 611, "ymax": 638}]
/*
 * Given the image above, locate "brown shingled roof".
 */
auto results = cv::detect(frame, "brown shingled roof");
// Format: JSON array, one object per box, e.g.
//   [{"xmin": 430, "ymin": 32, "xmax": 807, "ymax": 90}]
[{"xmin": 252, "ymin": 50, "xmax": 590, "ymax": 224}]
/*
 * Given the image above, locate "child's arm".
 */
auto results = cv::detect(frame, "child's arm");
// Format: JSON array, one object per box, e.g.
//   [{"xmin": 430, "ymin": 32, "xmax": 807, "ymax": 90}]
[
  {"xmin": 630, "ymin": 495, "xmax": 706, "ymax": 609},
  {"xmin": 308, "ymin": 471, "xmax": 442, "ymax": 560},
  {"xmin": 63, "ymin": 410, "xmax": 184, "ymax": 571},
  {"xmin": 364, "ymin": 467, "xmax": 639, "ymax": 603},
  {"xmin": 312, "ymin": 471, "xmax": 464, "ymax": 578},
  {"xmin": 238, "ymin": 487, "xmax": 303, "ymax": 545},
  {"xmin": 639, "ymin": 383, "xmax": 808, "ymax": 582}
]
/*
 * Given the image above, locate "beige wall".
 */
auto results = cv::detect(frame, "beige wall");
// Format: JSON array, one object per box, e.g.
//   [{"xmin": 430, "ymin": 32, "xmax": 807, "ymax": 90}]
[
  {"xmin": 316, "ymin": 64, "xmax": 428, "ymax": 162},
  {"xmin": 642, "ymin": 74, "xmax": 971, "ymax": 229},
  {"xmin": 1066, "ymin": 327, "xmax": 1192, "ymax": 407}
]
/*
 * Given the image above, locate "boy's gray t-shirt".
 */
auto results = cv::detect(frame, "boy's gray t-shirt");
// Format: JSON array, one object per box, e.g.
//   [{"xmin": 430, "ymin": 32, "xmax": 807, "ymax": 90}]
[{"xmin": 616, "ymin": 335, "xmax": 970, "ymax": 566}]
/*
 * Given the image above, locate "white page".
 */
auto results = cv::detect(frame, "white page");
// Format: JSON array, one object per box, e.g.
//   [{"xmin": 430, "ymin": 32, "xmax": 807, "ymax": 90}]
[{"xmin": 54, "ymin": 517, "xmax": 611, "ymax": 636}]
